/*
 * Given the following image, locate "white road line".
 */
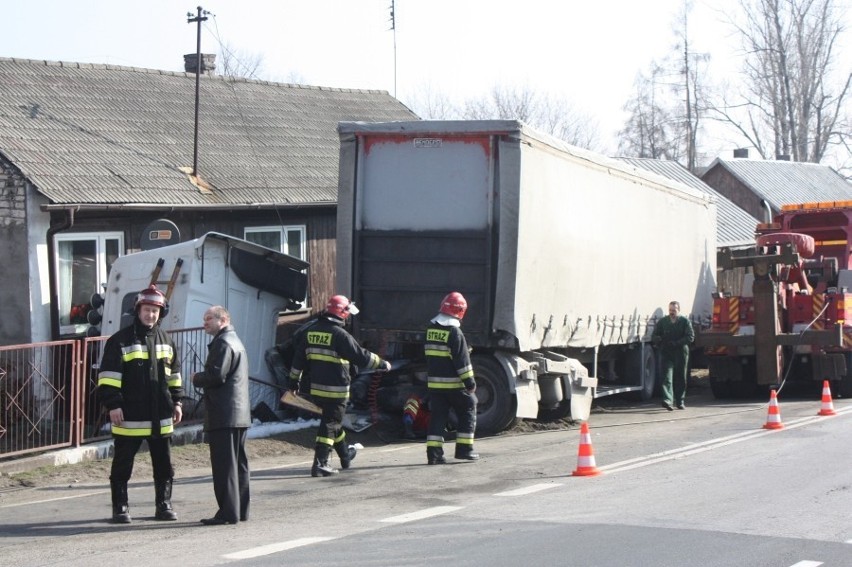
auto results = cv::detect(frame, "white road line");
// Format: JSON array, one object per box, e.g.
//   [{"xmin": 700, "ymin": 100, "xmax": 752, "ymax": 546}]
[
  {"xmin": 223, "ymin": 537, "xmax": 336, "ymax": 560},
  {"xmin": 494, "ymin": 483, "xmax": 563, "ymax": 497},
  {"xmin": 597, "ymin": 407, "xmax": 852, "ymax": 475},
  {"xmin": 0, "ymin": 490, "xmax": 107, "ymax": 508},
  {"xmin": 379, "ymin": 505, "xmax": 462, "ymax": 523},
  {"xmin": 788, "ymin": 561, "xmax": 823, "ymax": 567}
]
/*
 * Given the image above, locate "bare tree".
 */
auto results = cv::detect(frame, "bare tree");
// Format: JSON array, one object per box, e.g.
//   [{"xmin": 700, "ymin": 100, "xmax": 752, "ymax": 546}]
[
  {"xmin": 402, "ymin": 85, "xmax": 461, "ymax": 120},
  {"xmin": 217, "ymin": 40, "xmax": 265, "ymax": 80},
  {"xmin": 711, "ymin": 0, "xmax": 851, "ymax": 163},
  {"xmin": 460, "ymin": 84, "xmax": 601, "ymax": 150},
  {"xmin": 618, "ymin": 1, "xmax": 710, "ymax": 170},
  {"xmin": 618, "ymin": 65, "xmax": 682, "ymax": 160}
]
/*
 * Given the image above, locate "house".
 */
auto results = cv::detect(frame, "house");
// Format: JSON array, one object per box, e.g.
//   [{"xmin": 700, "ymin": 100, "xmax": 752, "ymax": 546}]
[
  {"xmin": 700, "ymin": 152, "xmax": 852, "ymax": 221},
  {"xmin": 616, "ymin": 157, "xmax": 758, "ymax": 247},
  {"xmin": 0, "ymin": 56, "xmax": 418, "ymax": 345}
]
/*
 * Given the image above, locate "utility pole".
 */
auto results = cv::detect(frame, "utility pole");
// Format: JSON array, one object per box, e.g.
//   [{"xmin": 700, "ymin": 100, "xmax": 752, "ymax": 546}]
[
  {"xmin": 389, "ymin": 1, "xmax": 396, "ymax": 98},
  {"xmin": 187, "ymin": 6, "xmax": 209, "ymax": 177}
]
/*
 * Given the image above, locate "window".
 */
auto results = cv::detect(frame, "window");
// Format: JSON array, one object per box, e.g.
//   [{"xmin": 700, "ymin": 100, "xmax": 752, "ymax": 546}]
[
  {"xmin": 244, "ymin": 225, "xmax": 306, "ymax": 260},
  {"xmin": 55, "ymin": 232, "xmax": 123, "ymax": 335}
]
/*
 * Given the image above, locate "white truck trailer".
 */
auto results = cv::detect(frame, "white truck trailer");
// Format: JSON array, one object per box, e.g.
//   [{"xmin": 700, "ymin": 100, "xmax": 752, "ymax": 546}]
[
  {"xmin": 96, "ymin": 232, "xmax": 308, "ymax": 412},
  {"xmin": 336, "ymin": 120, "xmax": 717, "ymax": 432}
]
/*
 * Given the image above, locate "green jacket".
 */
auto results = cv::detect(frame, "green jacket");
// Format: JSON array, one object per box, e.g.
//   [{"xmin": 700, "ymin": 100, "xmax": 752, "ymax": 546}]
[{"xmin": 652, "ymin": 315, "xmax": 694, "ymax": 355}]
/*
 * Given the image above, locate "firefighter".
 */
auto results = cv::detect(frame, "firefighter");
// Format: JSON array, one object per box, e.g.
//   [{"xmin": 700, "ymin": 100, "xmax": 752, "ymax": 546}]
[
  {"xmin": 652, "ymin": 300, "xmax": 695, "ymax": 411},
  {"xmin": 402, "ymin": 392, "xmax": 431, "ymax": 439},
  {"xmin": 425, "ymin": 292, "xmax": 479, "ymax": 464},
  {"xmin": 288, "ymin": 295, "xmax": 390, "ymax": 477},
  {"xmin": 97, "ymin": 285, "xmax": 184, "ymax": 524}
]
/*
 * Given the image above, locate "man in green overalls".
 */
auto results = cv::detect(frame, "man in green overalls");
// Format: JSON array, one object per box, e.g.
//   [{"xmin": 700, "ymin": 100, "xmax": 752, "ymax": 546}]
[{"xmin": 652, "ymin": 301, "xmax": 695, "ymax": 411}]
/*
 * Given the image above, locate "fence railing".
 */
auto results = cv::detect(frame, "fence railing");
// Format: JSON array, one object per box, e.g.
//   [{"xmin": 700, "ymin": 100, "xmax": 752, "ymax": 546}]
[{"xmin": 0, "ymin": 328, "xmax": 207, "ymax": 460}]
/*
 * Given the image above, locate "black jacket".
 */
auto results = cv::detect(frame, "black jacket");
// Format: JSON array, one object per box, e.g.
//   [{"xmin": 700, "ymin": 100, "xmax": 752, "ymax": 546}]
[
  {"xmin": 288, "ymin": 315, "xmax": 385, "ymax": 401},
  {"xmin": 192, "ymin": 325, "xmax": 251, "ymax": 431},
  {"xmin": 97, "ymin": 320, "xmax": 184, "ymax": 437}
]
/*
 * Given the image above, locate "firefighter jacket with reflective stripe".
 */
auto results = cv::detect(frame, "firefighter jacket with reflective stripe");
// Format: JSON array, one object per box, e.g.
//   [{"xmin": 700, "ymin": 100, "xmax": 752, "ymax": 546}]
[
  {"xmin": 192, "ymin": 325, "xmax": 251, "ymax": 431},
  {"xmin": 425, "ymin": 322, "xmax": 475, "ymax": 391},
  {"xmin": 288, "ymin": 315, "xmax": 385, "ymax": 401},
  {"xmin": 97, "ymin": 320, "xmax": 184, "ymax": 437}
]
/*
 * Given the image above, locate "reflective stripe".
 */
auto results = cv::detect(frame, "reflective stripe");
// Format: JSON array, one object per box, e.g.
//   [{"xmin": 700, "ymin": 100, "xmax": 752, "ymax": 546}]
[
  {"xmin": 166, "ymin": 374, "xmax": 182, "ymax": 388},
  {"xmin": 456, "ymin": 432, "xmax": 474, "ymax": 442},
  {"xmin": 98, "ymin": 370, "xmax": 122, "ymax": 388},
  {"xmin": 426, "ymin": 435, "xmax": 444, "ymax": 447},
  {"xmin": 428, "ymin": 375, "xmax": 465, "ymax": 389},
  {"xmin": 307, "ymin": 346, "xmax": 349, "ymax": 365},
  {"xmin": 315, "ymin": 435, "xmax": 334, "ymax": 446},
  {"xmin": 111, "ymin": 418, "xmax": 174, "ymax": 437},
  {"xmin": 425, "ymin": 348, "xmax": 452, "ymax": 358},
  {"xmin": 310, "ymin": 383, "xmax": 350, "ymax": 399},
  {"xmin": 334, "ymin": 432, "xmax": 346, "ymax": 443}
]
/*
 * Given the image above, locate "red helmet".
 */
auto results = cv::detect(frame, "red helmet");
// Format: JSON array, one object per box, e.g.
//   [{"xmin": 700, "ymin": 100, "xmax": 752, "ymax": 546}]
[
  {"xmin": 135, "ymin": 285, "xmax": 167, "ymax": 312},
  {"xmin": 439, "ymin": 292, "xmax": 467, "ymax": 320},
  {"xmin": 326, "ymin": 294, "xmax": 360, "ymax": 319}
]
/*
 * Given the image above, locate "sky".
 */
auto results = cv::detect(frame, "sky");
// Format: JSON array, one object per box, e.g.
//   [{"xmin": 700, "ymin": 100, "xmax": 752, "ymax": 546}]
[{"xmin": 3, "ymin": 0, "xmax": 851, "ymax": 160}]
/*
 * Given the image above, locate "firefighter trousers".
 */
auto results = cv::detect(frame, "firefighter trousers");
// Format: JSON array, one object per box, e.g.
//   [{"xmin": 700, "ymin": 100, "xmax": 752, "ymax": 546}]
[
  {"xmin": 427, "ymin": 389, "xmax": 477, "ymax": 455},
  {"xmin": 110, "ymin": 435, "xmax": 174, "ymax": 484}
]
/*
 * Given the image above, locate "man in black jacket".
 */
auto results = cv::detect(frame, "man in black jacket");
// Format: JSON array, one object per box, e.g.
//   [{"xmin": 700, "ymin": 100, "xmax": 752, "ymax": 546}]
[
  {"xmin": 193, "ymin": 306, "xmax": 251, "ymax": 525},
  {"xmin": 98, "ymin": 285, "xmax": 184, "ymax": 524},
  {"xmin": 288, "ymin": 295, "xmax": 390, "ymax": 477}
]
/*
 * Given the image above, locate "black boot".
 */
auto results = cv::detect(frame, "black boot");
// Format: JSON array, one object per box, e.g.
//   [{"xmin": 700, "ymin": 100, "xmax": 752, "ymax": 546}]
[
  {"xmin": 110, "ymin": 481, "xmax": 132, "ymax": 524},
  {"xmin": 426, "ymin": 446, "xmax": 446, "ymax": 465},
  {"xmin": 311, "ymin": 445, "xmax": 339, "ymax": 477},
  {"xmin": 454, "ymin": 446, "xmax": 480, "ymax": 461},
  {"xmin": 334, "ymin": 441, "xmax": 357, "ymax": 470},
  {"xmin": 154, "ymin": 479, "xmax": 178, "ymax": 521}
]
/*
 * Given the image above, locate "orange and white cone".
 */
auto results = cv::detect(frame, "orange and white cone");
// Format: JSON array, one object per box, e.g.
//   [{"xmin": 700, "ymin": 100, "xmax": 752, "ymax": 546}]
[
  {"xmin": 762, "ymin": 389, "xmax": 784, "ymax": 430},
  {"xmin": 572, "ymin": 421, "xmax": 602, "ymax": 476},
  {"xmin": 817, "ymin": 380, "xmax": 837, "ymax": 416}
]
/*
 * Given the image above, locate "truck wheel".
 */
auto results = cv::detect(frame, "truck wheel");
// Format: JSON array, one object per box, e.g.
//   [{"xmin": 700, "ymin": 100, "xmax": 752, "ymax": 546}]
[
  {"xmin": 472, "ymin": 355, "xmax": 517, "ymax": 434},
  {"xmin": 627, "ymin": 346, "xmax": 657, "ymax": 401},
  {"xmin": 709, "ymin": 376, "xmax": 733, "ymax": 399}
]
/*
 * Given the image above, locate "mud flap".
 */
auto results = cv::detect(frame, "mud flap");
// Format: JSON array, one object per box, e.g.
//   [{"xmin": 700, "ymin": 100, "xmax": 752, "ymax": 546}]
[{"xmin": 570, "ymin": 380, "xmax": 595, "ymax": 422}]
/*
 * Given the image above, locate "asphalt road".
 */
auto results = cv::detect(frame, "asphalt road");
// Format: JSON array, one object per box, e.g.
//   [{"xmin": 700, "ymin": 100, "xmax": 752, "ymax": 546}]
[{"xmin": 2, "ymin": 382, "xmax": 851, "ymax": 566}]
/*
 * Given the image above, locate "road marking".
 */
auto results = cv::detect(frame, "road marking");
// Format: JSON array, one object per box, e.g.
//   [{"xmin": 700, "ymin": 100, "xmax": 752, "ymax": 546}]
[
  {"xmin": 223, "ymin": 537, "xmax": 335, "ymax": 559},
  {"xmin": 494, "ymin": 483, "xmax": 563, "ymax": 497},
  {"xmin": 599, "ymin": 406, "xmax": 852, "ymax": 475},
  {"xmin": 379, "ymin": 506, "xmax": 462, "ymax": 523},
  {"xmin": 788, "ymin": 561, "xmax": 822, "ymax": 567}
]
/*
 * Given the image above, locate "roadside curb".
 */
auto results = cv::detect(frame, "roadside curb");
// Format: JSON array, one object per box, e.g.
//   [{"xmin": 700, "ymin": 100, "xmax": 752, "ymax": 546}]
[{"xmin": 0, "ymin": 425, "xmax": 205, "ymax": 477}]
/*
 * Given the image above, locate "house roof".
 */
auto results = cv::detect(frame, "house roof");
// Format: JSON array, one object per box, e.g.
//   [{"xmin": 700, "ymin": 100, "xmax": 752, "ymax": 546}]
[
  {"xmin": 616, "ymin": 157, "xmax": 758, "ymax": 246},
  {"xmin": 703, "ymin": 157, "xmax": 852, "ymax": 211},
  {"xmin": 0, "ymin": 57, "xmax": 418, "ymax": 208}
]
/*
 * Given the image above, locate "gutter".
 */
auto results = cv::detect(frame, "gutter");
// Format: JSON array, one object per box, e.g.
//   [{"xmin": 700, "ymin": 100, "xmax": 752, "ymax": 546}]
[{"xmin": 39, "ymin": 201, "xmax": 336, "ymax": 212}]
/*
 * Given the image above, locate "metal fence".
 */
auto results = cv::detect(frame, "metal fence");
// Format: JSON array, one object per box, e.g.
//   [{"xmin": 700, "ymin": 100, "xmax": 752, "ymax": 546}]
[{"xmin": 0, "ymin": 327, "xmax": 207, "ymax": 460}]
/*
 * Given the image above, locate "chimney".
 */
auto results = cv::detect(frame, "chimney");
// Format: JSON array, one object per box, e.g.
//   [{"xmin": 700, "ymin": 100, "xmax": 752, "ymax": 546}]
[
  {"xmin": 776, "ymin": 154, "xmax": 790, "ymax": 161},
  {"xmin": 183, "ymin": 53, "xmax": 217, "ymax": 75},
  {"xmin": 733, "ymin": 148, "xmax": 749, "ymax": 159}
]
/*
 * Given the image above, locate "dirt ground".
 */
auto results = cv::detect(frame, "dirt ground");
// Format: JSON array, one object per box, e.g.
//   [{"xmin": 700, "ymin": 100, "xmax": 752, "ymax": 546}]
[{"xmin": 0, "ymin": 371, "xmax": 710, "ymax": 492}]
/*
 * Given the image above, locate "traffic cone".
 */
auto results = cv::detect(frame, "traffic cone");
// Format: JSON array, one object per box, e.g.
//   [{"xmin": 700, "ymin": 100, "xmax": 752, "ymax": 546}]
[
  {"xmin": 572, "ymin": 421, "xmax": 602, "ymax": 476},
  {"xmin": 762, "ymin": 389, "xmax": 784, "ymax": 429},
  {"xmin": 817, "ymin": 380, "xmax": 837, "ymax": 416}
]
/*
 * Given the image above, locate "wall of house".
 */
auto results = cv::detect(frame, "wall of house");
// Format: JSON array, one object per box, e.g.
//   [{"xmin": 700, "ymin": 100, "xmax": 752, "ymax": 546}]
[
  {"xmin": 702, "ymin": 166, "xmax": 770, "ymax": 221},
  {"xmin": 0, "ymin": 161, "xmax": 33, "ymax": 345},
  {"xmin": 53, "ymin": 205, "xmax": 337, "ymax": 318}
]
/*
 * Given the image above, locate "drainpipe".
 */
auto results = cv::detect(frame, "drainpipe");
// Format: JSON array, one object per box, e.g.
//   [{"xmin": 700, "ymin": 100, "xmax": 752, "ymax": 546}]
[{"xmin": 46, "ymin": 207, "xmax": 75, "ymax": 340}]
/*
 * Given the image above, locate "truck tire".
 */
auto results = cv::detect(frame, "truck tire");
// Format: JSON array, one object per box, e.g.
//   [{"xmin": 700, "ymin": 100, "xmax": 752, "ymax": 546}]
[
  {"xmin": 709, "ymin": 376, "xmax": 733, "ymax": 399},
  {"xmin": 472, "ymin": 355, "xmax": 518, "ymax": 434},
  {"xmin": 627, "ymin": 346, "xmax": 657, "ymax": 401}
]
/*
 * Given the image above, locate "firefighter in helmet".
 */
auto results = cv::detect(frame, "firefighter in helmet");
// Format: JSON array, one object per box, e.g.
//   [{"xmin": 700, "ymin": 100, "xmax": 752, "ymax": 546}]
[
  {"xmin": 288, "ymin": 294, "xmax": 390, "ymax": 476},
  {"xmin": 425, "ymin": 291, "xmax": 479, "ymax": 464},
  {"xmin": 97, "ymin": 285, "xmax": 184, "ymax": 523}
]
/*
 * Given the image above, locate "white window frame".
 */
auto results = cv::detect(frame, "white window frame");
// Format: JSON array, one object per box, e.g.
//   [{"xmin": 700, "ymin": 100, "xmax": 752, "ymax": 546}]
[
  {"xmin": 244, "ymin": 225, "xmax": 306, "ymax": 261},
  {"xmin": 54, "ymin": 231, "xmax": 124, "ymax": 335}
]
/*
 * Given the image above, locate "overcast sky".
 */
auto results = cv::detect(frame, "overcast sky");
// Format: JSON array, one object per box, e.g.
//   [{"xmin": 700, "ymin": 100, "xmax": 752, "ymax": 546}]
[{"xmin": 3, "ymin": 0, "xmax": 851, "ymax": 158}]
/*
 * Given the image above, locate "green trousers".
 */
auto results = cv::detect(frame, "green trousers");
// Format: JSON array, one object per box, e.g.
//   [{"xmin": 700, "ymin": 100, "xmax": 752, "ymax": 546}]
[{"xmin": 660, "ymin": 347, "xmax": 689, "ymax": 406}]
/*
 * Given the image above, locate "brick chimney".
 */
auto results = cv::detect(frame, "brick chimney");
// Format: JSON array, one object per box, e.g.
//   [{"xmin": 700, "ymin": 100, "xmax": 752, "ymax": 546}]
[
  {"xmin": 183, "ymin": 53, "xmax": 217, "ymax": 75},
  {"xmin": 776, "ymin": 154, "xmax": 791, "ymax": 161},
  {"xmin": 733, "ymin": 148, "xmax": 749, "ymax": 159}
]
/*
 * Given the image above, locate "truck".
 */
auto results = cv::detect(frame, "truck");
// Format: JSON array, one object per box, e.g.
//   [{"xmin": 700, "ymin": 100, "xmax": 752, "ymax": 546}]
[
  {"xmin": 335, "ymin": 120, "xmax": 717, "ymax": 433},
  {"xmin": 698, "ymin": 201, "xmax": 852, "ymax": 398},
  {"xmin": 93, "ymin": 232, "xmax": 309, "ymax": 412}
]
